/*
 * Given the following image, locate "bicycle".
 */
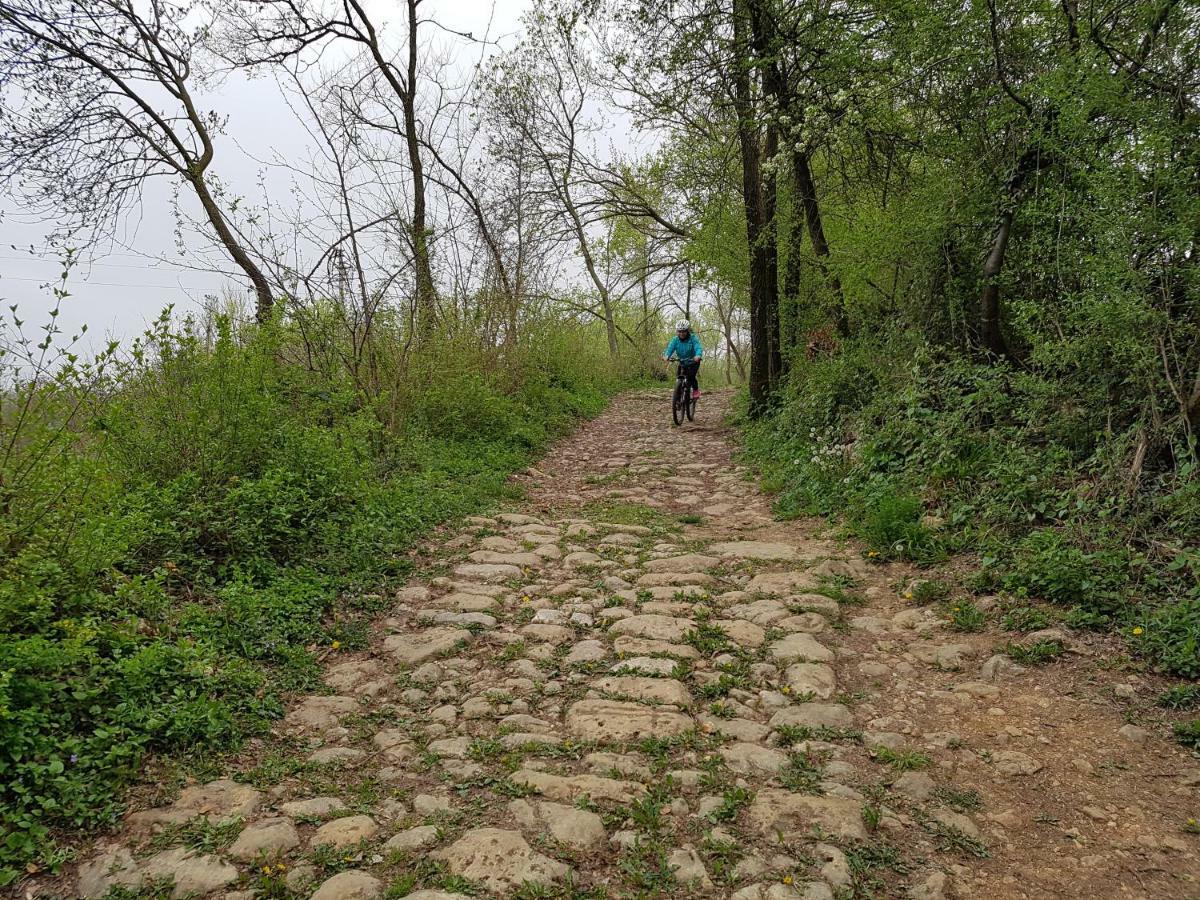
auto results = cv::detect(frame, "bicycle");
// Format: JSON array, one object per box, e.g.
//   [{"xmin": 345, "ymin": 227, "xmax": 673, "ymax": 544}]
[{"xmin": 667, "ymin": 356, "xmax": 698, "ymax": 426}]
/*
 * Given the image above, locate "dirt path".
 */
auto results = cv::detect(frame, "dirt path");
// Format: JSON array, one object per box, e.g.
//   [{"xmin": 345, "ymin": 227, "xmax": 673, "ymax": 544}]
[{"xmin": 58, "ymin": 390, "xmax": 1199, "ymax": 899}]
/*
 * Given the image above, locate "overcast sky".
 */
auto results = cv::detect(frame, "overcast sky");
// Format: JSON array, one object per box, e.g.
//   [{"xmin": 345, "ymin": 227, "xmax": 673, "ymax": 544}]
[{"xmin": 0, "ymin": 0, "xmax": 532, "ymax": 351}]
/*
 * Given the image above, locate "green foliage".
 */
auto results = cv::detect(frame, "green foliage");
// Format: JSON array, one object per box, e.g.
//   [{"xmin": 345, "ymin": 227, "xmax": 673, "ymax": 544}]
[
  {"xmin": 1002, "ymin": 606, "xmax": 1052, "ymax": 633},
  {"xmin": 1004, "ymin": 640, "xmax": 1065, "ymax": 666},
  {"xmin": 1172, "ymin": 719, "xmax": 1200, "ymax": 752},
  {"xmin": 1157, "ymin": 684, "xmax": 1200, "ymax": 711},
  {"xmin": 740, "ymin": 346, "xmax": 1199, "ymax": 681},
  {"xmin": 1134, "ymin": 599, "xmax": 1200, "ymax": 679},
  {"xmin": 0, "ymin": 308, "xmax": 636, "ymax": 882},
  {"xmin": 947, "ymin": 601, "xmax": 986, "ymax": 633}
]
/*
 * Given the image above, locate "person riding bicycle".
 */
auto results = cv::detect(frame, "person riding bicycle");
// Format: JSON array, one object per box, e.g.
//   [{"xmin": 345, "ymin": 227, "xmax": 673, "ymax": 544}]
[{"xmin": 663, "ymin": 319, "xmax": 702, "ymax": 400}]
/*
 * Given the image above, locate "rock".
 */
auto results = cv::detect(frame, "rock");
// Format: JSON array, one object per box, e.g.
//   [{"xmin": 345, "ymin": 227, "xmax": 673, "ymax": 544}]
[
  {"xmin": 511, "ymin": 768, "xmax": 645, "ymax": 803},
  {"xmin": 931, "ymin": 809, "xmax": 981, "ymax": 839},
  {"xmin": 383, "ymin": 825, "xmax": 440, "ymax": 853},
  {"xmin": 591, "ymin": 676, "xmax": 692, "ymax": 706},
  {"xmin": 816, "ymin": 843, "xmax": 852, "ymax": 890},
  {"xmin": 413, "ymin": 794, "xmax": 454, "ymax": 815},
  {"xmin": 893, "ymin": 772, "xmax": 936, "ymax": 801},
  {"xmin": 990, "ymin": 750, "xmax": 1043, "ymax": 776},
  {"xmin": 128, "ymin": 778, "xmax": 265, "ymax": 830},
  {"xmin": 609, "ymin": 614, "xmax": 694, "ymax": 642},
  {"xmin": 725, "ymin": 599, "xmax": 791, "ymax": 625},
  {"xmin": 76, "ymin": 846, "xmax": 140, "ymax": 899},
  {"xmin": 312, "ymin": 815, "xmax": 379, "ymax": 848},
  {"xmin": 325, "ymin": 660, "xmax": 383, "ymax": 692},
  {"xmin": 228, "ymin": 817, "xmax": 300, "ymax": 861},
  {"xmin": 1118, "ymin": 724, "xmax": 1148, "ymax": 743},
  {"xmin": 908, "ymin": 871, "xmax": 949, "ymax": 900},
  {"xmin": 637, "ymin": 572, "xmax": 714, "ymax": 586},
  {"xmin": 709, "ymin": 541, "xmax": 798, "ymax": 560},
  {"xmin": 784, "ymin": 663, "xmax": 837, "ymax": 699},
  {"xmin": 434, "ymin": 592, "xmax": 497, "ymax": 612},
  {"xmin": 308, "ymin": 747, "xmax": 366, "ymax": 765},
  {"xmin": 745, "ymin": 572, "xmax": 817, "ymax": 595},
  {"xmin": 508, "ymin": 799, "xmax": 607, "ymax": 850},
  {"xmin": 953, "ymin": 681, "xmax": 1001, "ymax": 700},
  {"xmin": 748, "ymin": 790, "xmax": 866, "ymax": 841},
  {"xmin": 432, "ymin": 828, "xmax": 570, "ymax": 894},
  {"xmin": 565, "ymin": 699, "xmax": 693, "ymax": 740},
  {"xmin": 611, "ymin": 656, "xmax": 679, "ymax": 676},
  {"xmin": 980, "ymin": 654, "xmax": 1025, "ymax": 681},
  {"xmin": 720, "ymin": 742, "xmax": 789, "ymax": 775},
  {"xmin": 768, "ymin": 633, "xmax": 835, "ymax": 664},
  {"xmin": 278, "ymin": 796, "xmax": 346, "ymax": 818},
  {"xmin": 565, "ymin": 640, "xmax": 608, "ymax": 665},
  {"xmin": 139, "ymin": 848, "xmax": 238, "ymax": 898},
  {"xmin": 383, "ymin": 628, "xmax": 467, "ymax": 666},
  {"xmin": 468, "ymin": 550, "xmax": 542, "ymax": 567},
  {"xmin": 849, "ymin": 616, "xmax": 890, "ymax": 634},
  {"xmin": 699, "ymin": 714, "xmax": 771, "ymax": 743},
  {"xmin": 1113, "ymin": 683, "xmax": 1137, "ymax": 700},
  {"xmin": 776, "ymin": 613, "xmax": 829, "ymax": 633},
  {"xmin": 668, "ymin": 845, "xmax": 713, "ymax": 887},
  {"xmin": 912, "ymin": 642, "xmax": 976, "ymax": 670},
  {"xmin": 564, "ymin": 551, "xmax": 604, "ymax": 567},
  {"xmin": 310, "ymin": 870, "xmax": 384, "ymax": 900},
  {"xmin": 713, "ymin": 619, "xmax": 767, "ymax": 647},
  {"xmin": 769, "ymin": 703, "xmax": 854, "ymax": 731},
  {"xmin": 453, "ymin": 563, "xmax": 523, "ymax": 581},
  {"xmin": 644, "ymin": 553, "xmax": 720, "ymax": 573}
]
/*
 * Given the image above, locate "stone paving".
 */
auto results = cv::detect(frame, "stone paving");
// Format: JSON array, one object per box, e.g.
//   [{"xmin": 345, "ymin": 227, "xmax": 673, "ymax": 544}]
[{"xmin": 59, "ymin": 390, "xmax": 1199, "ymax": 899}]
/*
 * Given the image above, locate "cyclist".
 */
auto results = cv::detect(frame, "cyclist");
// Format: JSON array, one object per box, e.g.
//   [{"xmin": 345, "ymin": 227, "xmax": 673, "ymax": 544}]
[{"xmin": 663, "ymin": 319, "xmax": 703, "ymax": 400}]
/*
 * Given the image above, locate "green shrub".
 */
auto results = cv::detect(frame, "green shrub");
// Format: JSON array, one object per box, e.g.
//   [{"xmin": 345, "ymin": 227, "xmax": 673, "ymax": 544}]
[
  {"xmin": 1173, "ymin": 719, "xmax": 1200, "ymax": 751},
  {"xmin": 1134, "ymin": 599, "xmax": 1200, "ymax": 679},
  {"xmin": 852, "ymin": 490, "xmax": 945, "ymax": 565},
  {"xmin": 947, "ymin": 601, "xmax": 986, "ymax": 633}
]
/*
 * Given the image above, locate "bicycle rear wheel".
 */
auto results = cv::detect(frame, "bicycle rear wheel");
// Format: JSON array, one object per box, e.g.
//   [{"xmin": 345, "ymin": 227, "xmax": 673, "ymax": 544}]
[{"xmin": 672, "ymin": 382, "xmax": 685, "ymax": 426}]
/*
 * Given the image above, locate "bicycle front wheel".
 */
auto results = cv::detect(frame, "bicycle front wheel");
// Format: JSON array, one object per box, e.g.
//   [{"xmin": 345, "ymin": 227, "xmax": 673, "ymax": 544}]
[
  {"xmin": 672, "ymin": 383, "xmax": 685, "ymax": 426},
  {"xmin": 686, "ymin": 391, "xmax": 696, "ymax": 422}
]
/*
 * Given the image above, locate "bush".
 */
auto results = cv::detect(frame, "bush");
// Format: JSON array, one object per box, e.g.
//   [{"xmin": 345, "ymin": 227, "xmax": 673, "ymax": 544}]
[
  {"xmin": 739, "ymin": 335, "xmax": 1199, "ymax": 691},
  {"xmin": 1135, "ymin": 599, "xmax": 1200, "ymax": 679}
]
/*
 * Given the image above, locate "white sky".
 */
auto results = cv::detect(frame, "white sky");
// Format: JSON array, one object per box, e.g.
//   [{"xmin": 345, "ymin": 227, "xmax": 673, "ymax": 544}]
[{"xmin": 0, "ymin": 0, "xmax": 533, "ymax": 349}]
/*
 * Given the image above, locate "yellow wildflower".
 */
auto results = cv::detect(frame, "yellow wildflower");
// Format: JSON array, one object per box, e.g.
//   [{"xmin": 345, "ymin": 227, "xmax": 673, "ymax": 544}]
[
  {"xmin": 781, "ymin": 685, "xmax": 792, "ymax": 695},
  {"xmin": 1132, "ymin": 627, "xmax": 1144, "ymax": 636},
  {"xmin": 331, "ymin": 640, "xmax": 341, "ymax": 649},
  {"xmin": 783, "ymin": 874, "xmax": 794, "ymax": 885}
]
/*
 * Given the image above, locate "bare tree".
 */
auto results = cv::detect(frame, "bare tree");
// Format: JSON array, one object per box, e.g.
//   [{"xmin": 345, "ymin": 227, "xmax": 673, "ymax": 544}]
[
  {"xmin": 481, "ymin": 0, "xmax": 624, "ymax": 357},
  {"xmin": 229, "ymin": 0, "xmax": 442, "ymax": 335},
  {"xmin": 0, "ymin": 0, "xmax": 276, "ymax": 320}
]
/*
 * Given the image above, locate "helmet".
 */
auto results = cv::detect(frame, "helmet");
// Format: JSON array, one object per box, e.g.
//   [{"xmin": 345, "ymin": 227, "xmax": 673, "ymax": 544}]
[{"xmin": 675, "ymin": 319, "xmax": 691, "ymax": 332}]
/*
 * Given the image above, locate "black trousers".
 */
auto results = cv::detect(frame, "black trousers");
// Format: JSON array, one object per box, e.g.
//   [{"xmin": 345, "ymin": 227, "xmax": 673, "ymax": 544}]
[{"xmin": 680, "ymin": 359, "xmax": 700, "ymax": 391}]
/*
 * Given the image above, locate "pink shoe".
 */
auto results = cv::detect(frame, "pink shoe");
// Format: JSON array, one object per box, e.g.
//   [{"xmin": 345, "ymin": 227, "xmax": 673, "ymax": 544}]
[{"xmin": 692, "ymin": 389, "xmax": 701, "ymax": 400}]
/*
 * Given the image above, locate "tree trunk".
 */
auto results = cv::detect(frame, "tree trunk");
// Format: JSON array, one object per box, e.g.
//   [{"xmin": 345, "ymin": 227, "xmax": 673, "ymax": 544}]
[
  {"xmin": 404, "ymin": 0, "xmax": 437, "ymax": 337},
  {"xmin": 733, "ymin": 0, "xmax": 779, "ymax": 415},
  {"xmin": 979, "ymin": 208, "xmax": 1014, "ymax": 357},
  {"xmin": 793, "ymin": 149, "xmax": 846, "ymax": 336},
  {"xmin": 190, "ymin": 173, "xmax": 273, "ymax": 322}
]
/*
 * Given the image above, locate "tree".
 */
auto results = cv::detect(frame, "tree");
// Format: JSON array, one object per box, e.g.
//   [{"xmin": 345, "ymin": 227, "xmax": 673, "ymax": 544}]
[
  {"xmin": 231, "ymin": 0, "xmax": 439, "ymax": 334},
  {"xmin": 0, "ymin": 0, "xmax": 277, "ymax": 320}
]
